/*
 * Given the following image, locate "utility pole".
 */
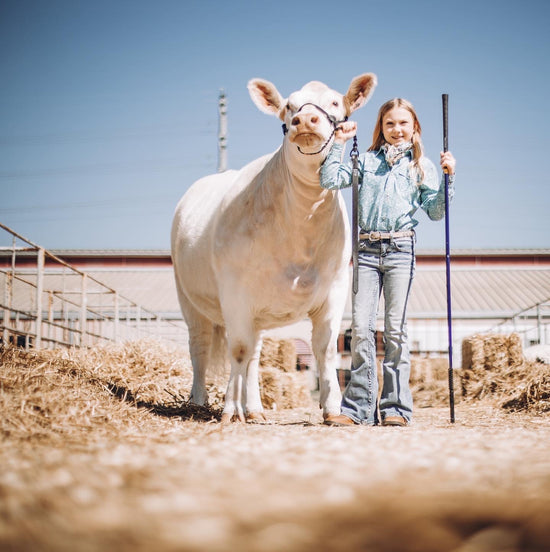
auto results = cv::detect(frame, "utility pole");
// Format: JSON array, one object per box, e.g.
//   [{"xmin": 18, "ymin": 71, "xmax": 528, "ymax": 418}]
[{"xmin": 218, "ymin": 89, "xmax": 227, "ymax": 172}]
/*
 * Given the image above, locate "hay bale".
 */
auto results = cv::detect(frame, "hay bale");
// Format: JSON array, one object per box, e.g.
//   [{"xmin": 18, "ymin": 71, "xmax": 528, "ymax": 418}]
[
  {"xmin": 259, "ymin": 338, "xmax": 311, "ymax": 410},
  {"xmin": 461, "ymin": 333, "xmax": 523, "ymax": 372},
  {"xmin": 507, "ymin": 333, "xmax": 524, "ymax": 368},
  {"xmin": 260, "ymin": 338, "xmax": 297, "ymax": 372},
  {"xmin": 259, "ymin": 366, "xmax": 284, "ymax": 410},
  {"xmin": 278, "ymin": 339, "xmax": 297, "ymax": 372},
  {"xmin": 462, "ymin": 335, "xmax": 485, "ymax": 371},
  {"xmin": 460, "ymin": 333, "xmax": 550, "ymax": 412}
]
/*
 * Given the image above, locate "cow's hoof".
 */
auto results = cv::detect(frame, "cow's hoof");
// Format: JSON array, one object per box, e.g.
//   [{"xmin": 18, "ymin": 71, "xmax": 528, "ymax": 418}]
[
  {"xmin": 246, "ymin": 412, "xmax": 267, "ymax": 424},
  {"xmin": 220, "ymin": 412, "xmax": 246, "ymax": 424}
]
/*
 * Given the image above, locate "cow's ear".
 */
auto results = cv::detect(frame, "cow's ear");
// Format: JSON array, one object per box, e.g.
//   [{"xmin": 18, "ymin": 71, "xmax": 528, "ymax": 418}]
[
  {"xmin": 344, "ymin": 73, "xmax": 377, "ymax": 115},
  {"xmin": 248, "ymin": 79, "xmax": 285, "ymax": 116}
]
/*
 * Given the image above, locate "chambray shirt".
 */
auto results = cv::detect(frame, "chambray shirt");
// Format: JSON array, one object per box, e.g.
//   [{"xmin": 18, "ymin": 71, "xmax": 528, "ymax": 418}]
[{"xmin": 320, "ymin": 143, "xmax": 455, "ymax": 233}]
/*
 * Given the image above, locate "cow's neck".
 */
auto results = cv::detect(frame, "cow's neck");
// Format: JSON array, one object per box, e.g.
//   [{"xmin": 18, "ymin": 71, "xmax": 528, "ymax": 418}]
[
  {"xmin": 279, "ymin": 143, "xmax": 335, "ymax": 205},
  {"xmin": 262, "ymin": 144, "xmax": 340, "ymax": 232}
]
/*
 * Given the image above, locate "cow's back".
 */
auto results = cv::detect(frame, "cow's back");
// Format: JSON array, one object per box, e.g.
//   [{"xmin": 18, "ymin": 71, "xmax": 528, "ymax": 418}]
[{"xmin": 171, "ymin": 153, "xmax": 274, "ymax": 323}]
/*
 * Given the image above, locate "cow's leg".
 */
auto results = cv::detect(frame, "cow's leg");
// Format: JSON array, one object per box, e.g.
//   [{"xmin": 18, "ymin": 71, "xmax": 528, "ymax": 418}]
[
  {"xmin": 177, "ymin": 294, "xmax": 215, "ymax": 406},
  {"xmin": 310, "ymin": 280, "xmax": 348, "ymax": 418},
  {"xmin": 222, "ymin": 325, "xmax": 262, "ymax": 423},
  {"xmin": 188, "ymin": 318, "xmax": 214, "ymax": 406},
  {"xmin": 244, "ymin": 335, "xmax": 266, "ymax": 422},
  {"xmin": 310, "ymin": 313, "xmax": 342, "ymax": 418}
]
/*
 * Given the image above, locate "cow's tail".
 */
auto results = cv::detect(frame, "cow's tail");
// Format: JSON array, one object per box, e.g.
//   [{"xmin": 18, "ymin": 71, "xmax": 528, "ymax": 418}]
[{"xmin": 209, "ymin": 323, "xmax": 229, "ymax": 379}]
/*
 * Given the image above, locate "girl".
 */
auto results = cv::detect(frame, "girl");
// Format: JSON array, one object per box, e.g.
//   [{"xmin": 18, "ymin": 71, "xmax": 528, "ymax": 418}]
[{"xmin": 321, "ymin": 98, "xmax": 456, "ymax": 427}]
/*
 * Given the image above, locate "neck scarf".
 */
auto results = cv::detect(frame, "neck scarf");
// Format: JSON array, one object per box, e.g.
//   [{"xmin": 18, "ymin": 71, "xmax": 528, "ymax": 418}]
[{"xmin": 382, "ymin": 142, "xmax": 412, "ymax": 166}]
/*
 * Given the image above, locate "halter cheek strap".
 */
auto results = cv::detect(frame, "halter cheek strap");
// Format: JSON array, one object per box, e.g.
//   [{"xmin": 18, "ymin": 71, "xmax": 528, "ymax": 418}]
[{"xmin": 282, "ymin": 103, "xmax": 348, "ymax": 155}]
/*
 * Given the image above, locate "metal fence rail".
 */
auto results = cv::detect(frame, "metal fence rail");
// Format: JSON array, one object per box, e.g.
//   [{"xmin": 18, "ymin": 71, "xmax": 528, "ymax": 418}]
[
  {"xmin": 0, "ymin": 222, "xmax": 185, "ymax": 349},
  {"xmin": 489, "ymin": 298, "xmax": 550, "ymax": 347}
]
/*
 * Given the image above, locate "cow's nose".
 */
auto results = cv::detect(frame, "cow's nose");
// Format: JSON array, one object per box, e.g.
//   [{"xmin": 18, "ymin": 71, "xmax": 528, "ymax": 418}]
[{"xmin": 291, "ymin": 112, "xmax": 319, "ymax": 129}]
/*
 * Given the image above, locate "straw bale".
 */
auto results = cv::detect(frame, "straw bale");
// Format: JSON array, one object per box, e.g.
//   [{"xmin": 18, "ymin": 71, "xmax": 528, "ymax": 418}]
[
  {"xmin": 259, "ymin": 366, "xmax": 284, "ymax": 409},
  {"xmin": 278, "ymin": 339, "xmax": 298, "ymax": 372},
  {"xmin": 258, "ymin": 338, "xmax": 310, "ymax": 409},
  {"xmin": 461, "ymin": 335, "xmax": 485, "ymax": 371},
  {"xmin": 507, "ymin": 332, "xmax": 524, "ymax": 368},
  {"xmin": 460, "ymin": 333, "xmax": 550, "ymax": 412},
  {"xmin": 260, "ymin": 366, "xmax": 313, "ymax": 410},
  {"xmin": 260, "ymin": 338, "xmax": 297, "ymax": 373},
  {"xmin": 462, "ymin": 333, "xmax": 524, "ymax": 372}
]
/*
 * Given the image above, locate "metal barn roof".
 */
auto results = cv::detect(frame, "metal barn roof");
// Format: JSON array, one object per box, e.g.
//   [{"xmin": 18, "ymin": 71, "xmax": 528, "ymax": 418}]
[
  {"xmin": 71, "ymin": 265, "xmax": 550, "ymax": 321},
  {"xmin": 3, "ymin": 255, "xmax": 549, "ymax": 324}
]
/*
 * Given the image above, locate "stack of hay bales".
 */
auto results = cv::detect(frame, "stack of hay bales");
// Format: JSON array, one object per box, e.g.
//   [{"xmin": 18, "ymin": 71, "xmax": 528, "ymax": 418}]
[
  {"xmin": 461, "ymin": 333, "xmax": 550, "ymax": 412},
  {"xmin": 259, "ymin": 337, "xmax": 313, "ymax": 410}
]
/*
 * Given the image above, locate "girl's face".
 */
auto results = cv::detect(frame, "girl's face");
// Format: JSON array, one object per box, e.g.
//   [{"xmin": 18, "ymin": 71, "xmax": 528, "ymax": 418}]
[{"xmin": 382, "ymin": 107, "xmax": 415, "ymax": 146}]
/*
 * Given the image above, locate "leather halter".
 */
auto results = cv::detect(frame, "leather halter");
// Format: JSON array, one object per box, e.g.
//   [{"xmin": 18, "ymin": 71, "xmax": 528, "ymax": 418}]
[{"xmin": 282, "ymin": 103, "xmax": 348, "ymax": 155}]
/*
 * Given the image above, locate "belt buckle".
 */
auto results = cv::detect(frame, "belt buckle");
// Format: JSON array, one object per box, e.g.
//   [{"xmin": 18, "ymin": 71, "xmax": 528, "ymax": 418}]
[{"xmin": 370, "ymin": 231, "xmax": 382, "ymax": 241}]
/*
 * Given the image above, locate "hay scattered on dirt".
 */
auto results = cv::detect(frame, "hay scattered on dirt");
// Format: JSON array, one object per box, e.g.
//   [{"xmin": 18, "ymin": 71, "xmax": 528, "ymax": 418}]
[
  {"xmin": 1, "ymin": 340, "xmax": 550, "ymax": 551},
  {"xmin": 0, "ymin": 337, "xmax": 313, "ymax": 443},
  {"xmin": 0, "ymin": 340, "xmax": 224, "ymax": 442},
  {"xmin": 461, "ymin": 333, "xmax": 550, "ymax": 413}
]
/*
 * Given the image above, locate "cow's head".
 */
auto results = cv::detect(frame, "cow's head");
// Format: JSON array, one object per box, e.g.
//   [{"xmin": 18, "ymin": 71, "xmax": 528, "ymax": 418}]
[{"xmin": 248, "ymin": 74, "xmax": 377, "ymax": 159}]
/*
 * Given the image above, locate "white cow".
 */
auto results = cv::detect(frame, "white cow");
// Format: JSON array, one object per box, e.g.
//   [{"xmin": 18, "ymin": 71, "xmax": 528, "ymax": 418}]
[{"xmin": 171, "ymin": 74, "xmax": 377, "ymax": 422}]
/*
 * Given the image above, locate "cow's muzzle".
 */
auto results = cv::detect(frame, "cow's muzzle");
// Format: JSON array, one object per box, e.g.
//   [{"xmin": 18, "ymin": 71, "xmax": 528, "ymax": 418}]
[{"xmin": 282, "ymin": 103, "xmax": 347, "ymax": 156}]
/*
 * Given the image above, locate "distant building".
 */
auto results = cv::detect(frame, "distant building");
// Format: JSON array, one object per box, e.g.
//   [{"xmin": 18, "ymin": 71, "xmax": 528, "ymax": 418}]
[{"xmin": 2, "ymin": 248, "xmax": 549, "ymax": 367}]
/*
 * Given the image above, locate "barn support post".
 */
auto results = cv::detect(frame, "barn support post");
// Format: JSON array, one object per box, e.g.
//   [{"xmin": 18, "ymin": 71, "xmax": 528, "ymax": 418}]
[
  {"xmin": 114, "ymin": 292, "xmax": 120, "ymax": 343},
  {"xmin": 80, "ymin": 273, "xmax": 88, "ymax": 347},
  {"xmin": 2, "ymin": 270, "xmax": 11, "ymax": 345},
  {"xmin": 35, "ymin": 247, "xmax": 45, "ymax": 349},
  {"xmin": 136, "ymin": 305, "xmax": 141, "ymax": 339},
  {"xmin": 47, "ymin": 291, "xmax": 54, "ymax": 346},
  {"xmin": 2, "ymin": 237, "xmax": 16, "ymax": 344},
  {"xmin": 537, "ymin": 304, "xmax": 543, "ymax": 345}
]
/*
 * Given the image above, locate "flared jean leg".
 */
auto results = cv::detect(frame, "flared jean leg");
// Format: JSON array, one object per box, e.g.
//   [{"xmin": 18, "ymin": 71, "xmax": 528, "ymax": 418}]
[
  {"xmin": 340, "ymin": 249, "xmax": 381, "ymax": 425},
  {"xmin": 378, "ymin": 239, "xmax": 415, "ymax": 422},
  {"xmin": 341, "ymin": 236, "xmax": 415, "ymax": 424}
]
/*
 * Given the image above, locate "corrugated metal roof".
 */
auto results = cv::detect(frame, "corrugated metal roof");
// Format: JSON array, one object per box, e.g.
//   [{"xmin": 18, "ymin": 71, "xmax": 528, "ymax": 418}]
[
  {"xmin": 3, "ymin": 266, "xmax": 549, "ymax": 321},
  {"xmin": 409, "ymin": 266, "xmax": 550, "ymax": 317}
]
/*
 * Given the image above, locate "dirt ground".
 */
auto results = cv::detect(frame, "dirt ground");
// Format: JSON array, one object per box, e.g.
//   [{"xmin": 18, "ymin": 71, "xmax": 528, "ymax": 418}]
[{"xmin": 1, "ymin": 342, "xmax": 550, "ymax": 552}]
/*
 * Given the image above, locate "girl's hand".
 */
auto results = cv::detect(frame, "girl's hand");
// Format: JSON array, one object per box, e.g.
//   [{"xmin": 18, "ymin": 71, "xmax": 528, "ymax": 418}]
[
  {"xmin": 440, "ymin": 151, "xmax": 456, "ymax": 175},
  {"xmin": 334, "ymin": 121, "xmax": 357, "ymax": 144}
]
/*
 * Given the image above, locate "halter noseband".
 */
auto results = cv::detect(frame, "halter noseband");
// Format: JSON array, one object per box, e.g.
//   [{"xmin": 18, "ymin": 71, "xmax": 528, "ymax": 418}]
[{"xmin": 281, "ymin": 103, "xmax": 348, "ymax": 155}]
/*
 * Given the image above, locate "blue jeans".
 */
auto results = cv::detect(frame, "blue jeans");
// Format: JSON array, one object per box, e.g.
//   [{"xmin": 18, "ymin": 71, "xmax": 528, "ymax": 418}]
[{"xmin": 341, "ymin": 235, "xmax": 415, "ymax": 425}]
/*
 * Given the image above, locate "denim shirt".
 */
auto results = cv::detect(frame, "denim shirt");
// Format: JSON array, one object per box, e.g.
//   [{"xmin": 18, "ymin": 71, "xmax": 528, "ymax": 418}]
[{"xmin": 320, "ymin": 143, "xmax": 455, "ymax": 232}]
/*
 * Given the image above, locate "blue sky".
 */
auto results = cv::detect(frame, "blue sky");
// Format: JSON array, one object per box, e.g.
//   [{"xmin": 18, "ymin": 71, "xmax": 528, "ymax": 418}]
[{"xmin": 1, "ymin": 0, "xmax": 549, "ymax": 251}]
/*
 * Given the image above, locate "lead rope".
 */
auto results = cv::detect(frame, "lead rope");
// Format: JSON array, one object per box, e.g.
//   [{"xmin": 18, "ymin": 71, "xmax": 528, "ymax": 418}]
[{"xmin": 351, "ymin": 136, "xmax": 359, "ymax": 295}]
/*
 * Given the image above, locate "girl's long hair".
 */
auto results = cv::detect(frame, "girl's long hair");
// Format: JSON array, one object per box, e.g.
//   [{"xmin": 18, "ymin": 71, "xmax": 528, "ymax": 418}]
[{"xmin": 368, "ymin": 98, "xmax": 425, "ymax": 184}]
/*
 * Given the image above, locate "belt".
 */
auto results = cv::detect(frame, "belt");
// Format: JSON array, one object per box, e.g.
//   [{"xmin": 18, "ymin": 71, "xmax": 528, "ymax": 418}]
[{"xmin": 359, "ymin": 230, "xmax": 415, "ymax": 241}]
